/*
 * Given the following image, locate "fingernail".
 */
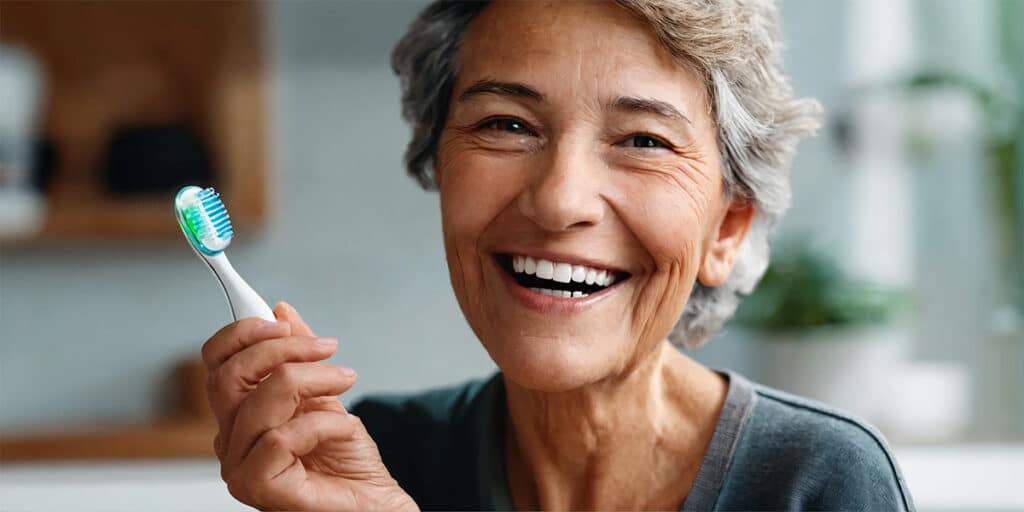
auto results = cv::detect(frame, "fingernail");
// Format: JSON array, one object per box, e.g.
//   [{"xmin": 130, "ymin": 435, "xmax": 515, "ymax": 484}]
[
  {"xmin": 339, "ymin": 366, "xmax": 356, "ymax": 378},
  {"xmin": 315, "ymin": 337, "xmax": 338, "ymax": 347},
  {"xmin": 255, "ymin": 320, "xmax": 284, "ymax": 333}
]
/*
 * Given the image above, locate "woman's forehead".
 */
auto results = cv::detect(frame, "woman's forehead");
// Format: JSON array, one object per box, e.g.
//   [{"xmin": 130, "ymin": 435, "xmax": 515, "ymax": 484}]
[{"xmin": 456, "ymin": 0, "xmax": 707, "ymax": 118}]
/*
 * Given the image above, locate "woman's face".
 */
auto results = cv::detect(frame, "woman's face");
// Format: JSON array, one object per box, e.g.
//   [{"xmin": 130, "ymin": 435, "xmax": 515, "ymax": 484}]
[{"xmin": 437, "ymin": 0, "xmax": 753, "ymax": 392}]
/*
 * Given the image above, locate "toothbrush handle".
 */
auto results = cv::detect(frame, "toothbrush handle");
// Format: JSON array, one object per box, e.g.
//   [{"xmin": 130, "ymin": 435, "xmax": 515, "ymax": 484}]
[{"xmin": 206, "ymin": 252, "xmax": 276, "ymax": 322}]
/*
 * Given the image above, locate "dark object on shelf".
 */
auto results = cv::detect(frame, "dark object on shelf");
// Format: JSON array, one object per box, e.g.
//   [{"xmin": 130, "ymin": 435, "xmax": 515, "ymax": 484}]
[
  {"xmin": 101, "ymin": 123, "xmax": 214, "ymax": 195},
  {"xmin": 31, "ymin": 137, "xmax": 57, "ymax": 192}
]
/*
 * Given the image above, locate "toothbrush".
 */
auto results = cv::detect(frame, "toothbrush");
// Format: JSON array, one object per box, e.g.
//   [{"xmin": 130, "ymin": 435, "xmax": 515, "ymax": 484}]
[{"xmin": 174, "ymin": 185, "xmax": 275, "ymax": 322}]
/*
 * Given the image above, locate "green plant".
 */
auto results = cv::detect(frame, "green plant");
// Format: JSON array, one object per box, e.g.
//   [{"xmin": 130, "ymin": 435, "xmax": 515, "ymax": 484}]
[{"xmin": 734, "ymin": 240, "xmax": 905, "ymax": 331}]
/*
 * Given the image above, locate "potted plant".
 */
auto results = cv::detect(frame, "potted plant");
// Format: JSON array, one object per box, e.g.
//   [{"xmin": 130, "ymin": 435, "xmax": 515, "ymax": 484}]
[{"xmin": 733, "ymin": 239, "xmax": 908, "ymax": 421}]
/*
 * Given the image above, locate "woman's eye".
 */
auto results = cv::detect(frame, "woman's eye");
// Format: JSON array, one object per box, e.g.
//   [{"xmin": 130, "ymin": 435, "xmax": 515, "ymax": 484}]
[
  {"xmin": 480, "ymin": 118, "xmax": 531, "ymax": 135},
  {"xmin": 622, "ymin": 134, "xmax": 669, "ymax": 149}
]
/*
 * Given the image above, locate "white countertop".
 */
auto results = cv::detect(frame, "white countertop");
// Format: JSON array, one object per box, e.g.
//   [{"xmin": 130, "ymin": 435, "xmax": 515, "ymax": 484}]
[{"xmin": 1, "ymin": 444, "xmax": 1021, "ymax": 511}]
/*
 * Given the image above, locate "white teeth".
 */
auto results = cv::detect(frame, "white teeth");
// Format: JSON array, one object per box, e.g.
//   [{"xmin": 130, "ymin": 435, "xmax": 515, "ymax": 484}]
[
  {"xmin": 509, "ymin": 254, "xmax": 621, "ymax": 290},
  {"xmin": 552, "ymin": 262, "xmax": 572, "ymax": 283},
  {"xmin": 524, "ymin": 256, "xmax": 537, "ymax": 275},
  {"xmin": 529, "ymin": 287, "xmax": 590, "ymax": 299},
  {"xmin": 571, "ymin": 265, "xmax": 586, "ymax": 282},
  {"xmin": 535, "ymin": 259, "xmax": 554, "ymax": 279}
]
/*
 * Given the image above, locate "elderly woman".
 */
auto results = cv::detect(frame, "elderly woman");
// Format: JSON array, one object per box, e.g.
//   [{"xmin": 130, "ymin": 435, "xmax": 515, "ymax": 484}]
[{"xmin": 201, "ymin": 1, "xmax": 914, "ymax": 510}]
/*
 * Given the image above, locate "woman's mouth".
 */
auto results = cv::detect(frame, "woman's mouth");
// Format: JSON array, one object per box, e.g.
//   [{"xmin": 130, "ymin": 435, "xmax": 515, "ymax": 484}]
[{"xmin": 495, "ymin": 253, "xmax": 630, "ymax": 298}]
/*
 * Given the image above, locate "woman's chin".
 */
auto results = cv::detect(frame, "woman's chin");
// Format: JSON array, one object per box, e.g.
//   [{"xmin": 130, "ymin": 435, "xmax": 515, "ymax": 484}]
[{"xmin": 483, "ymin": 333, "xmax": 622, "ymax": 393}]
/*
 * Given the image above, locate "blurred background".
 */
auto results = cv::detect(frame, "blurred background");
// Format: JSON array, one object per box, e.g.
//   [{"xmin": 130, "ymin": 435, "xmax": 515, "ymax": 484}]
[{"xmin": 1, "ymin": 0, "xmax": 1021, "ymax": 510}]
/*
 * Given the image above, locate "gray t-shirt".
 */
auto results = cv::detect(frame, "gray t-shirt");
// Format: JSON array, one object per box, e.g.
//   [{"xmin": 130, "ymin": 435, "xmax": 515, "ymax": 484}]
[{"xmin": 352, "ymin": 371, "xmax": 915, "ymax": 510}]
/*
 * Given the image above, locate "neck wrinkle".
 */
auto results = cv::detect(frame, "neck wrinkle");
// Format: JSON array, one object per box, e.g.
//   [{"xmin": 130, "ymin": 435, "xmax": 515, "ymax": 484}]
[{"xmin": 503, "ymin": 342, "xmax": 724, "ymax": 510}]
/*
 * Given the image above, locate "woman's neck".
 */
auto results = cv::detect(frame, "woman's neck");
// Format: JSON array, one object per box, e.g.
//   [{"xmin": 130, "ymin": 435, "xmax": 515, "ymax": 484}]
[{"xmin": 503, "ymin": 342, "xmax": 727, "ymax": 511}]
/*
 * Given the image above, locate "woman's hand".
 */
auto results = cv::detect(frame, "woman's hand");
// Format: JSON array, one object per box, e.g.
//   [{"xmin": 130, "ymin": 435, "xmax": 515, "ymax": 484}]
[{"xmin": 201, "ymin": 302, "xmax": 418, "ymax": 511}]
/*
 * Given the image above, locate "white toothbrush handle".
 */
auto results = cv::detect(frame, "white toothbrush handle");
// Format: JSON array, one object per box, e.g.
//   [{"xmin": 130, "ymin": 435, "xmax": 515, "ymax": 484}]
[{"xmin": 204, "ymin": 252, "xmax": 275, "ymax": 322}]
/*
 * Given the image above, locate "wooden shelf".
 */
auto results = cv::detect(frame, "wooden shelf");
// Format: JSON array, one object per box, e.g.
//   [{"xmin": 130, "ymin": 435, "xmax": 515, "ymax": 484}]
[
  {"xmin": 0, "ymin": 358, "xmax": 218, "ymax": 462},
  {"xmin": 0, "ymin": 0, "xmax": 269, "ymax": 239},
  {"xmin": 0, "ymin": 418, "xmax": 218, "ymax": 462}
]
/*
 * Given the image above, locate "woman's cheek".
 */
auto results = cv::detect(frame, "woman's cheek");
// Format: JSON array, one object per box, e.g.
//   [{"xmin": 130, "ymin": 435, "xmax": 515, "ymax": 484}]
[
  {"xmin": 438, "ymin": 144, "xmax": 526, "ymax": 311},
  {"xmin": 611, "ymin": 170, "xmax": 708, "ymax": 267},
  {"xmin": 439, "ymin": 140, "xmax": 525, "ymax": 230},
  {"xmin": 610, "ymin": 171, "xmax": 710, "ymax": 340}
]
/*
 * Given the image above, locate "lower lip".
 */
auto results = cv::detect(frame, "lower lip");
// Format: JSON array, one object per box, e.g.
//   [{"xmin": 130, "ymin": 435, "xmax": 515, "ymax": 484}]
[{"xmin": 493, "ymin": 258, "xmax": 621, "ymax": 315}]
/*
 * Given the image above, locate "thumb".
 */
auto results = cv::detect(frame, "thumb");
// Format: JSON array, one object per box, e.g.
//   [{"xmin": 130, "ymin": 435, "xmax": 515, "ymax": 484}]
[{"xmin": 273, "ymin": 301, "xmax": 316, "ymax": 337}]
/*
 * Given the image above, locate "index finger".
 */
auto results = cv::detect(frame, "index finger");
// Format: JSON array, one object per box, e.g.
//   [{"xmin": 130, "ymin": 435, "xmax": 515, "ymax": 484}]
[{"xmin": 202, "ymin": 318, "xmax": 292, "ymax": 369}]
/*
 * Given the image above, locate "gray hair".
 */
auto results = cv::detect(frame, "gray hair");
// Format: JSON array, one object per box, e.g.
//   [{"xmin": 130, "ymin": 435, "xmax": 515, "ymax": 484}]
[{"xmin": 392, "ymin": 0, "xmax": 821, "ymax": 349}]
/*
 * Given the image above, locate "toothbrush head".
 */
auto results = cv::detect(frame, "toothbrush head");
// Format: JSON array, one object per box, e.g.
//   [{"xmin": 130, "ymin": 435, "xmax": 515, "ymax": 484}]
[{"xmin": 175, "ymin": 185, "xmax": 234, "ymax": 255}]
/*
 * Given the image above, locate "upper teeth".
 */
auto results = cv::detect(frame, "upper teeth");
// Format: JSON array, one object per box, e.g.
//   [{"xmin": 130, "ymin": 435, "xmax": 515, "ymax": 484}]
[{"xmin": 512, "ymin": 255, "xmax": 617, "ymax": 287}]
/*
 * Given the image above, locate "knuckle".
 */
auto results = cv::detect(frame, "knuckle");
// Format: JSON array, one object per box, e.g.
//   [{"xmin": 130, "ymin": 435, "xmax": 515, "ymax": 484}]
[
  {"xmin": 264, "ymin": 337, "xmax": 294, "ymax": 362},
  {"xmin": 200, "ymin": 337, "xmax": 216, "ymax": 365},
  {"xmin": 212, "ymin": 434, "xmax": 223, "ymax": 457},
  {"xmin": 259, "ymin": 427, "xmax": 291, "ymax": 453},
  {"xmin": 225, "ymin": 478, "xmax": 250, "ymax": 504},
  {"xmin": 247, "ymin": 483, "xmax": 272, "ymax": 508},
  {"xmin": 347, "ymin": 414, "xmax": 366, "ymax": 432},
  {"xmin": 221, "ymin": 464, "xmax": 238, "ymax": 486},
  {"xmin": 206, "ymin": 319, "xmax": 245, "ymax": 354},
  {"xmin": 214, "ymin": 360, "xmax": 243, "ymax": 393},
  {"xmin": 290, "ymin": 337, "xmax": 317, "ymax": 356},
  {"xmin": 272, "ymin": 363, "xmax": 302, "ymax": 389}
]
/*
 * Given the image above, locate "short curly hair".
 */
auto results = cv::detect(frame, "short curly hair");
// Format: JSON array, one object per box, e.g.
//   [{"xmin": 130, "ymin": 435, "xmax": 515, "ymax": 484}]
[{"xmin": 392, "ymin": 0, "xmax": 821, "ymax": 348}]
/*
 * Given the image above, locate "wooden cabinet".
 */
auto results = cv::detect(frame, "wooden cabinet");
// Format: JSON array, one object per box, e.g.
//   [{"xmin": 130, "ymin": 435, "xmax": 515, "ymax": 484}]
[{"xmin": 0, "ymin": 0, "xmax": 268, "ymax": 239}]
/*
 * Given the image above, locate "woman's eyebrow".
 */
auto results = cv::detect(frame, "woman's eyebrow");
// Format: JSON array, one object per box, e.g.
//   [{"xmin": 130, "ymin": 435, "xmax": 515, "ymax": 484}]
[
  {"xmin": 457, "ymin": 79, "xmax": 545, "ymax": 103},
  {"xmin": 610, "ymin": 96, "xmax": 692, "ymax": 125}
]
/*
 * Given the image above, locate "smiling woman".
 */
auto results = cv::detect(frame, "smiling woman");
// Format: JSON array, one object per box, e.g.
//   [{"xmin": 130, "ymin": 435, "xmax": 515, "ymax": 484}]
[{"xmin": 197, "ymin": 1, "xmax": 914, "ymax": 511}]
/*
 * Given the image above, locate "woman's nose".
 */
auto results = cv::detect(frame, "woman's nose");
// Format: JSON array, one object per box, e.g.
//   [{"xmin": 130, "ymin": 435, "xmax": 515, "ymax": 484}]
[{"xmin": 517, "ymin": 137, "xmax": 607, "ymax": 233}]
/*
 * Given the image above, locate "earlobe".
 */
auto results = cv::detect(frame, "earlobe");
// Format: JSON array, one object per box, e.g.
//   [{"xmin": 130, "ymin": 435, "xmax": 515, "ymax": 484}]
[{"xmin": 698, "ymin": 200, "xmax": 755, "ymax": 287}]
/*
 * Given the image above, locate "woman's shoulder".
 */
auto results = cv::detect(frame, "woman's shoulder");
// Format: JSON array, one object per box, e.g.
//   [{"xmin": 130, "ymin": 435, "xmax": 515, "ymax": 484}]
[{"xmin": 718, "ymin": 376, "xmax": 915, "ymax": 510}]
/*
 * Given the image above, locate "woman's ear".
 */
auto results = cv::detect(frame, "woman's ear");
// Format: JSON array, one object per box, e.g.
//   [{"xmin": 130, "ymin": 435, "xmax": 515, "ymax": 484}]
[{"xmin": 698, "ymin": 199, "xmax": 756, "ymax": 287}]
